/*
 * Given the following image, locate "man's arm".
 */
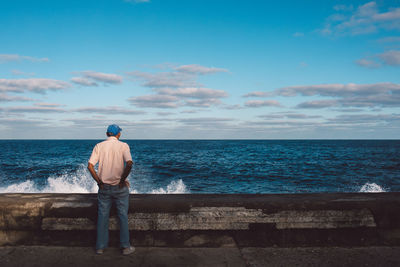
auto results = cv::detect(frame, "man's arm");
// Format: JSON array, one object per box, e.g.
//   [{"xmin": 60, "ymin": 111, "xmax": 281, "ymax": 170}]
[
  {"xmin": 119, "ymin": 160, "xmax": 133, "ymax": 188},
  {"xmin": 87, "ymin": 163, "xmax": 104, "ymax": 189}
]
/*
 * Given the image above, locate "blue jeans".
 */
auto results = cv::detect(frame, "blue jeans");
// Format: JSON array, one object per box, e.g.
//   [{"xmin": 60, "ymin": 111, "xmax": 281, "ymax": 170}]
[{"xmin": 96, "ymin": 184, "xmax": 130, "ymax": 249}]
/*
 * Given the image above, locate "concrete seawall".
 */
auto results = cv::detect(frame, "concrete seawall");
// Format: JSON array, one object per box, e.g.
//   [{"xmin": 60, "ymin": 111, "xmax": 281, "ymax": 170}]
[{"xmin": 0, "ymin": 193, "xmax": 399, "ymax": 247}]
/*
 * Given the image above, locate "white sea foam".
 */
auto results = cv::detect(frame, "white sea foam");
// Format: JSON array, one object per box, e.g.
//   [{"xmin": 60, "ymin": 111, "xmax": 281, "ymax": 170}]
[
  {"xmin": 359, "ymin": 182, "xmax": 386, "ymax": 193},
  {"xmin": 150, "ymin": 179, "xmax": 189, "ymax": 194},
  {"xmin": 0, "ymin": 164, "xmax": 189, "ymax": 194},
  {"xmin": 0, "ymin": 180, "xmax": 39, "ymax": 193}
]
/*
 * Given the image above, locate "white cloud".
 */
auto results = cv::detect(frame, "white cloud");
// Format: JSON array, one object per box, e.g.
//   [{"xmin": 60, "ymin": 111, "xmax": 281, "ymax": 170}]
[
  {"xmin": 276, "ymin": 82, "xmax": 400, "ymax": 108},
  {"xmin": 374, "ymin": 7, "xmax": 400, "ymax": 22},
  {"xmin": 128, "ymin": 70, "xmax": 196, "ymax": 88},
  {"xmin": 293, "ymin": 32, "xmax": 304, "ymax": 37},
  {"xmin": 0, "ymin": 54, "xmax": 49, "ymax": 63},
  {"xmin": 258, "ymin": 112, "xmax": 322, "ymax": 120},
  {"xmin": 128, "ymin": 64, "xmax": 227, "ymax": 88},
  {"xmin": 283, "ymin": 113, "xmax": 322, "ymax": 119},
  {"xmin": 299, "ymin": 62, "xmax": 308, "ymax": 68},
  {"xmin": 239, "ymin": 112, "xmax": 400, "ymax": 138},
  {"xmin": 0, "ymin": 78, "xmax": 70, "ymax": 94},
  {"xmin": 128, "ymin": 64, "xmax": 229, "ymax": 109},
  {"xmin": 332, "ymin": 108, "xmax": 365, "ymax": 113},
  {"xmin": 124, "ymin": 0, "xmax": 150, "ymax": 3},
  {"xmin": 378, "ymin": 50, "xmax": 400, "ymax": 65},
  {"xmin": 2, "ymin": 109, "xmax": 399, "ymax": 138},
  {"xmin": 321, "ymin": 2, "xmax": 400, "ymax": 36},
  {"xmin": 74, "ymin": 106, "xmax": 145, "ymax": 115},
  {"xmin": 156, "ymin": 112, "xmax": 175, "ymax": 116},
  {"xmin": 70, "ymin": 77, "xmax": 98, "ymax": 86},
  {"xmin": 71, "ymin": 71, "xmax": 123, "ymax": 86},
  {"xmin": 184, "ymin": 98, "xmax": 222, "ymax": 107},
  {"xmin": 175, "ymin": 64, "xmax": 228, "ymax": 75},
  {"xmin": 158, "ymin": 87, "xmax": 228, "ymax": 99},
  {"xmin": 178, "ymin": 117, "xmax": 234, "ymax": 124},
  {"xmin": 180, "ymin": 109, "xmax": 199, "ymax": 114},
  {"xmin": 177, "ymin": 117, "xmax": 236, "ymax": 129},
  {"xmin": 128, "ymin": 94, "xmax": 180, "ymax": 109},
  {"xmin": 62, "ymin": 118, "xmax": 150, "ymax": 131},
  {"xmin": 296, "ymin": 100, "xmax": 338, "ymax": 109},
  {"xmin": 129, "ymin": 87, "xmax": 228, "ymax": 109},
  {"xmin": 222, "ymin": 104, "xmax": 242, "ymax": 110},
  {"xmin": 0, "ymin": 93, "xmax": 33, "ymax": 102},
  {"xmin": 333, "ymin": 4, "xmax": 353, "ymax": 12},
  {"xmin": 4, "ymin": 106, "xmax": 66, "ymax": 113},
  {"xmin": 245, "ymin": 83, "xmax": 400, "ymax": 109},
  {"xmin": 377, "ymin": 36, "xmax": 400, "ymax": 43},
  {"xmin": 356, "ymin": 50, "xmax": 400, "ymax": 68},
  {"xmin": 243, "ymin": 91, "xmax": 272, "ymax": 98},
  {"xmin": 82, "ymin": 71, "xmax": 123, "ymax": 84},
  {"xmin": 257, "ymin": 114, "xmax": 285, "ymax": 119},
  {"xmin": 34, "ymin": 102, "xmax": 64, "ymax": 108},
  {"xmin": 276, "ymin": 83, "xmax": 400, "ymax": 97},
  {"xmin": 0, "ymin": 118, "xmax": 50, "ymax": 129},
  {"xmin": 355, "ymin": 58, "xmax": 381, "ymax": 68},
  {"xmin": 244, "ymin": 100, "xmax": 281, "ymax": 108},
  {"xmin": 327, "ymin": 113, "xmax": 400, "ymax": 125},
  {"xmin": 1, "ymin": 103, "xmax": 146, "ymax": 116},
  {"xmin": 242, "ymin": 120, "xmax": 321, "ymax": 129}
]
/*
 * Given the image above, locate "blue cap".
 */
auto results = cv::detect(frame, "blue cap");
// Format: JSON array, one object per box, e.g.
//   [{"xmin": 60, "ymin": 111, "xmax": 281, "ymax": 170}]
[{"xmin": 107, "ymin": 124, "xmax": 122, "ymax": 136}]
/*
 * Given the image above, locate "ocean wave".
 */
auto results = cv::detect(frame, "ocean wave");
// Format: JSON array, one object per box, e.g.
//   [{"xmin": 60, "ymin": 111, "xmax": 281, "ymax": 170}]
[
  {"xmin": 0, "ymin": 180, "xmax": 39, "ymax": 193},
  {"xmin": 359, "ymin": 182, "xmax": 386, "ymax": 193},
  {"xmin": 150, "ymin": 179, "xmax": 188, "ymax": 194},
  {"xmin": 0, "ymin": 164, "xmax": 189, "ymax": 194}
]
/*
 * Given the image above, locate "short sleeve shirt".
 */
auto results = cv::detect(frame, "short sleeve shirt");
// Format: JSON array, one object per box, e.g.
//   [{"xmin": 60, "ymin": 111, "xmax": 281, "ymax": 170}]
[{"xmin": 88, "ymin": 137, "xmax": 133, "ymax": 185}]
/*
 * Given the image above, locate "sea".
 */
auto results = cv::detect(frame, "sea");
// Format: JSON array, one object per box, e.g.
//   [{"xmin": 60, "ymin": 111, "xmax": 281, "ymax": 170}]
[{"xmin": 0, "ymin": 140, "xmax": 399, "ymax": 194}]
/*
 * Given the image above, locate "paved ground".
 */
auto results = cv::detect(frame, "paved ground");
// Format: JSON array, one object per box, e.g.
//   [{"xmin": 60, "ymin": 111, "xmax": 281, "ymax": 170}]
[{"xmin": 0, "ymin": 246, "xmax": 399, "ymax": 267}]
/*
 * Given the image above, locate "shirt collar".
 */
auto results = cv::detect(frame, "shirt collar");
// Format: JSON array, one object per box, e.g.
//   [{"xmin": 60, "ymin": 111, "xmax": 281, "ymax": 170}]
[{"xmin": 107, "ymin": 136, "xmax": 118, "ymax": 141}]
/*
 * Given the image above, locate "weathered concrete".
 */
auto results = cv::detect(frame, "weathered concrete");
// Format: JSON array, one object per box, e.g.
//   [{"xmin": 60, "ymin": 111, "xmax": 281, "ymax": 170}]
[
  {"xmin": 1, "ymin": 246, "xmax": 400, "ymax": 267},
  {"xmin": 0, "ymin": 193, "xmax": 399, "ymax": 247}
]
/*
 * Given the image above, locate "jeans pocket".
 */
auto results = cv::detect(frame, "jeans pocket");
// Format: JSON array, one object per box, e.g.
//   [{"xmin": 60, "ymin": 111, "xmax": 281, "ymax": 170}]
[{"xmin": 119, "ymin": 185, "xmax": 129, "ymax": 195}]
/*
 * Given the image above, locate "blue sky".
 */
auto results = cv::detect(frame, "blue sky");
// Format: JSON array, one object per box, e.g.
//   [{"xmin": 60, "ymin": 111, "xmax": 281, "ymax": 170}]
[{"xmin": 1, "ymin": 0, "xmax": 400, "ymax": 139}]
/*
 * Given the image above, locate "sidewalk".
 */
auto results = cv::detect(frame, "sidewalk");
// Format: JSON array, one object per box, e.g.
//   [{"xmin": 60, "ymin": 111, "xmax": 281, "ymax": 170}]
[{"xmin": 0, "ymin": 246, "xmax": 399, "ymax": 267}]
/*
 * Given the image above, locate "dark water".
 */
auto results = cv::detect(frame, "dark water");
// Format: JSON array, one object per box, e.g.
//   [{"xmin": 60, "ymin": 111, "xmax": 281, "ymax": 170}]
[{"xmin": 0, "ymin": 140, "xmax": 399, "ymax": 193}]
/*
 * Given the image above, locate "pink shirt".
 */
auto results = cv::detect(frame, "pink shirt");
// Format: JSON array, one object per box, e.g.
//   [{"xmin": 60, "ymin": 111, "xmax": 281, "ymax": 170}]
[{"xmin": 88, "ymin": 137, "xmax": 133, "ymax": 185}]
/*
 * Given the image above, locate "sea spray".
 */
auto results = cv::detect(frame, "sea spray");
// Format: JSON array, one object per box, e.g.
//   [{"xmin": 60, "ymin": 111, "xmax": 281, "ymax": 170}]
[
  {"xmin": 0, "ymin": 164, "xmax": 95, "ymax": 193},
  {"xmin": 42, "ymin": 164, "xmax": 97, "ymax": 193},
  {"xmin": 0, "ymin": 180, "xmax": 39, "ymax": 193},
  {"xmin": 150, "ymin": 179, "xmax": 189, "ymax": 194},
  {"xmin": 359, "ymin": 182, "xmax": 386, "ymax": 193},
  {"xmin": 0, "ymin": 164, "xmax": 189, "ymax": 194}
]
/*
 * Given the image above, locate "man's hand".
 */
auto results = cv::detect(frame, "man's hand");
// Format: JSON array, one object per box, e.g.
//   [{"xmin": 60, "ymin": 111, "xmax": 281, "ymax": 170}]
[
  {"xmin": 88, "ymin": 163, "xmax": 103, "ymax": 189},
  {"xmin": 119, "ymin": 160, "xmax": 133, "ymax": 188},
  {"xmin": 119, "ymin": 180, "xmax": 130, "ymax": 188},
  {"xmin": 98, "ymin": 181, "xmax": 104, "ymax": 190}
]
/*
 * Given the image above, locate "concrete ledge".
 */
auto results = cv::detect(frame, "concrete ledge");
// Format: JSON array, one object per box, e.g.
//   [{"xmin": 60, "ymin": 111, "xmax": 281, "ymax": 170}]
[{"xmin": 0, "ymin": 193, "xmax": 399, "ymax": 247}]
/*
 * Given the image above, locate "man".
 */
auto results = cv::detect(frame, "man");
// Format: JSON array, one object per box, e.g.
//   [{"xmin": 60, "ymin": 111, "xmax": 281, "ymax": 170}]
[{"xmin": 87, "ymin": 124, "xmax": 134, "ymax": 255}]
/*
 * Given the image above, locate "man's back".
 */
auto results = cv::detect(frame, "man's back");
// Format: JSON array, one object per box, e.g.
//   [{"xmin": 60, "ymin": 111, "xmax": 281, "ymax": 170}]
[{"xmin": 89, "ymin": 136, "xmax": 132, "ymax": 185}]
